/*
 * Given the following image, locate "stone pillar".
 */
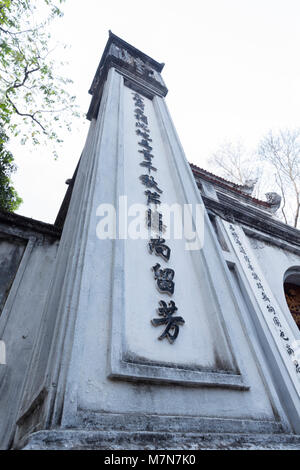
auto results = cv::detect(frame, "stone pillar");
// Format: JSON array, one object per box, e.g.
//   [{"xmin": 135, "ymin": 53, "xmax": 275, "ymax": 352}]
[{"xmin": 13, "ymin": 32, "xmax": 299, "ymax": 450}]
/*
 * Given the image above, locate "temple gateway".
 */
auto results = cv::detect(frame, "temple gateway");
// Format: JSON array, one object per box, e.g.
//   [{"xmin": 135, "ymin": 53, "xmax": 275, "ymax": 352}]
[{"xmin": 0, "ymin": 32, "xmax": 299, "ymax": 450}]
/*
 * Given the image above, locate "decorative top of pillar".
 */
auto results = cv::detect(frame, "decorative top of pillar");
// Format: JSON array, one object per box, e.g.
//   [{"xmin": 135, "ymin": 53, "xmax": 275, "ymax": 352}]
[{"xmin": 87, "ymin": 31, "xmax": 168, "ymax": 120}]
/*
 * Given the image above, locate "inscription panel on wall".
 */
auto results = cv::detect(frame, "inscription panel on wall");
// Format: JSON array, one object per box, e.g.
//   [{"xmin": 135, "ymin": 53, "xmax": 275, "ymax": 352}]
[
  {"xmin": 109, "ymin": 82, "xmax": 247, "ymax": 388},
  {"xmin": 224, "ymin": 221, "xmax": 300, "ymax": 393}
]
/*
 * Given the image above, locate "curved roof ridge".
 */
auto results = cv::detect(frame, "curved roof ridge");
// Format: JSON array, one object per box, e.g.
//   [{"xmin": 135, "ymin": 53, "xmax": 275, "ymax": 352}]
[
  {"xmin": 190, "ymin": 163, "xmax": 245, "ymax": 189},
  {"xmin": 190, "ymin": 163, "xmax": 271, "ymax": 208}
]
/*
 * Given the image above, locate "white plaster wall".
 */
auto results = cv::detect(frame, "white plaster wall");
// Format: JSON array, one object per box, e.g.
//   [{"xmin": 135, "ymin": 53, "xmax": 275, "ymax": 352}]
[
  {"xmin": 220, "ymin": 223, "xmax": 300, "ymax": 432},
  {"xmin": 123, "ymin": 86, "xmax": 233, "ymax": 369},
  {"xmin": 58, "ymin": 72, "xmax": 284, "ymax": 427},
  {"xmin": 0, "ymin": 239, "xmax": 59, "ymax": 449},
  {"xmin": 247, "ymin": 235, "xmax": 300, "ymax": 339},
  {"xmin": 13, "ymin": 70, "xmax": 290, "ymax": 444}
]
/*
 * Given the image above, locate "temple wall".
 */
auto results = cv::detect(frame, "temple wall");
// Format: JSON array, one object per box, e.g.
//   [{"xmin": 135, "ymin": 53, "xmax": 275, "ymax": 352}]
[
  {"xmin": 1, "ymin": 31, "xmax": 299, "ymax": 450},
  {"xmin": 0, "ymin": 221, "xmax": 59, "ymax": 449},
  {"xmin": 212, "ymin": 217, "xmax": 300, "ymax": 433},
  {"xmin": 247, "ymin": 234, "xmax": 300, "ymax": 337}
]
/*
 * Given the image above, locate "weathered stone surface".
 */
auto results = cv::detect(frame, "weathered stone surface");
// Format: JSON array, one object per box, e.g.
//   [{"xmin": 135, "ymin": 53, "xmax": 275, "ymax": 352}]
[
  {"xmin": 0, "ymin": 214, "xmax": 60, "ymax": 450},
  {"xmin": 21, "ymin": 429, "xmax": 300, "ymax": 450},
  {"xmin": 1, "ymin": 33, "xmax": 300, "ymax": 452}
]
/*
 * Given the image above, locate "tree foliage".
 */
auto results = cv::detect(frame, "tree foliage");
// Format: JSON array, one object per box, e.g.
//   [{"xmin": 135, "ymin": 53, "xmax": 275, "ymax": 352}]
[
  {"xmin": 258, "ymin": 129, "xmax": 300, "ymax": 228},
  {"xmin": 0, "ymin": 0, "xmax": 79, "ymax": 211},
  {"xmin": 208, "ymin": 129, "xmax": 300, "ymax": 229},
  {"xmin": 0, "ymin": 130, "xmax": 22, "ymax": 211},
  {"xmin": 208, "ymin": 141, "xmax": 263, "ymax": 199}
]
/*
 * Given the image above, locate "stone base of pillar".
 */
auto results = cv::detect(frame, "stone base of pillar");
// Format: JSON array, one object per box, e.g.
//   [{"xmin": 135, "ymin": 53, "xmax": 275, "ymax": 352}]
[{"xmin": 20, "ymin": 429, "xmax": 300, "ymax": 450}]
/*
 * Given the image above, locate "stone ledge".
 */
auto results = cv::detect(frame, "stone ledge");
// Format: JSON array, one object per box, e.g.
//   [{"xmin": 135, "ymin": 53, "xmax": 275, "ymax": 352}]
[
  {"xmin": 75, "ymin": 411, "xmax": 285, "ymax": 435},
  {"xmin": 20, "ymin": 430, "xmax": 300, "ymax": 450}
]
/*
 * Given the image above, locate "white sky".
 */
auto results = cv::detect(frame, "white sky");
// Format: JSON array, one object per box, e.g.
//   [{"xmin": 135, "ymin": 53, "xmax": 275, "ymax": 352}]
[{"xmin": 12, "ymin": 0, "xmax": 300, "ymax": 223}]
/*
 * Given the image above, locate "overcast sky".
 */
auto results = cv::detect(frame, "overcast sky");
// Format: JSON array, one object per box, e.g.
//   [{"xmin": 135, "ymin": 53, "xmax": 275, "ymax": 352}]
[{"xmin": 12, "ymin": 0, "xmax": 300, "ymax": 223}]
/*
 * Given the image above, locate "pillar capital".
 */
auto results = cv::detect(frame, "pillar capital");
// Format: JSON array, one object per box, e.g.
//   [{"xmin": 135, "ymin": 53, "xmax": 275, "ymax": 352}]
[{"xmin": 87, "ymin": 31, "xmax": 168, "ymax": 120}]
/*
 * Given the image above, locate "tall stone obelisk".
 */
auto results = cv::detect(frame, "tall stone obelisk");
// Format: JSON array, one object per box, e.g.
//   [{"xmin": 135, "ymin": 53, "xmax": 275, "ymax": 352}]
[{"xmin": 13, "ymin": 32, "xmax": 299, "ymax": 449}]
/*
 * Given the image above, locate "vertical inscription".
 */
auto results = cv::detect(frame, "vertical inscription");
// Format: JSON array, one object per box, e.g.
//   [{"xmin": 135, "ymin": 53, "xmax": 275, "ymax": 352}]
[{"xmin": 131, "ymin": 92, "xmax": 185, "ymax": 343}]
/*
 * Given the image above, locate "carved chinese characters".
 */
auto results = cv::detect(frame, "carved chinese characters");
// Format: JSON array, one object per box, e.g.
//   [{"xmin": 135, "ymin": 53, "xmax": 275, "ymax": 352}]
[
  {"xmin": 148, "ymin": 238, "xmax": 171, "ymax": 262},
  {"xmin": 229, "ymin": 224, "xmax": 300, "ymax": 375},
  {"xmin": 131, "ymin": 92, "xmax": 185, "ymax": 344},
  {"xmin": 151, "ymin": 301, "xmax": 185, "ymax": 344}
]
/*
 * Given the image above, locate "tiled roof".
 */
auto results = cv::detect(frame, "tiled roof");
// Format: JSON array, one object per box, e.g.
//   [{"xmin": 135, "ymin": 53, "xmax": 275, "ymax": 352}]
[{"xmin": 190, "ymin": 163, "xmax": 271, "ymax": 208}]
